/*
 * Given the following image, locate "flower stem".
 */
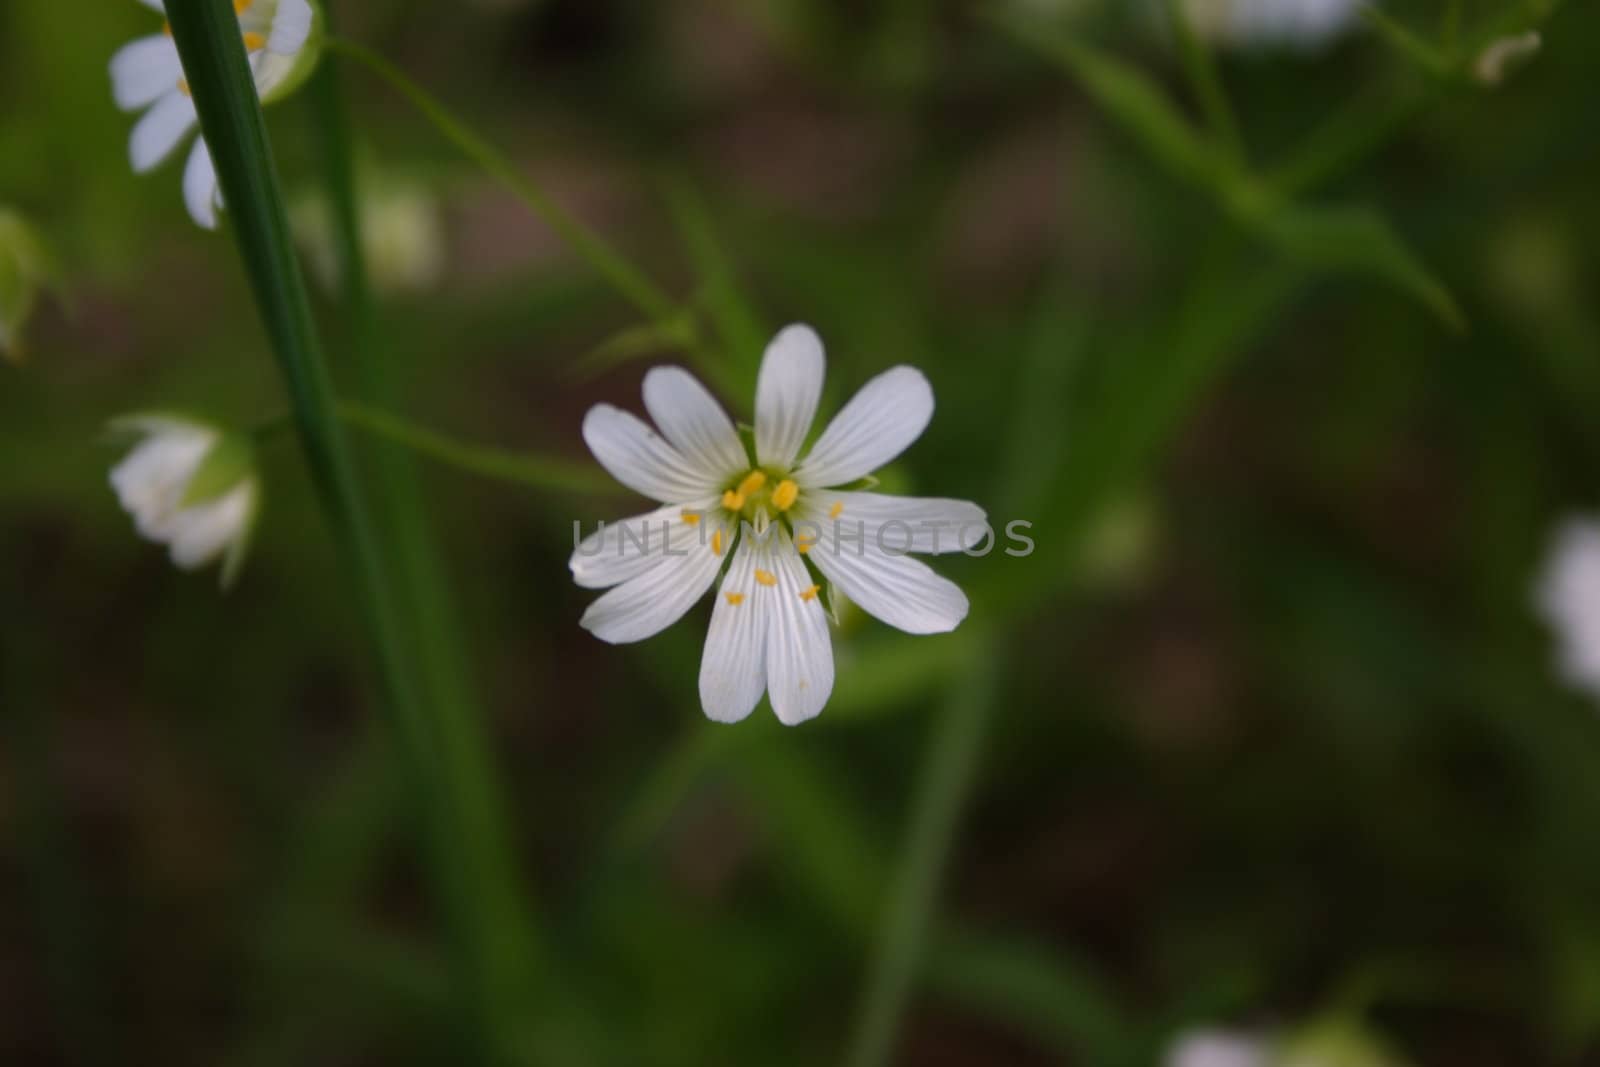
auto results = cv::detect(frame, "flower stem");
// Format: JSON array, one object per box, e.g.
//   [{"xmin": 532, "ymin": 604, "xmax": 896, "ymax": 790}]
[
  {"xmin": 164, "ymin": 2, "xmax": 535, "ymax": 1061},
  {"xmin": 307, "ymin": 6, "xmax": 548, "ymax": 1058},
  {"xmin": 338, "ymin": 401, "xmax": 616, "ymax": 495},
  {"xmin": 845, "ymin": 653, "xmax": 997, "ymax": 1067},
  {"xmin": 325, "ymin": 35, "xmax": 681, "ymax": 326},
  {"xmin": 1161, "ymin": 0, "xmax": 1245, "ymax": 166}
]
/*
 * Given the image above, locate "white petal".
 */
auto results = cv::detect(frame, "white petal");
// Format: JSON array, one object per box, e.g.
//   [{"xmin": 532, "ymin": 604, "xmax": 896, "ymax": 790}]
[
  {"xmin": 698, "ymin": 533, "xmax": 769, "ymax": 723},
  {"xmin": 109, "ymin": 427, "xmax": 214, "ymax": 540},
  {"xmin": 1165, "ymin": 1029, "xmax": 1273, "ymax": 1067},
  {"xmin": 181, "ymin": 138, "xmax": 222, "ymax": 230},
  {"xmin": 267, "ymin": 0, "xmax": 315, "ymax": 54},
  {"xmin": 755, "ymin": 324, "xmax": 825, "ymax": 468},
  {"xmin": 569, "ymin": 500, "xmax": 716, "ymax": 590},
  {"xmin": 110, "ymin": 35, "xmax": 182, "ymax": 111},
  {"xmin": 806, "ymin": 536, "xmax": 968, "ymax": 635},
  {"xmin": 168, "ymin": 481, "xmax": 255, "ymax": 569},
  {"xmin": 582, "ymin": 404, "xmax": 726, "ymax": 504},
  {"xmin": 794, "ymin": 366, "xmax": 934, "ymax": 488},
  {"xmin": 129, "ymin": 90, "xmax": 197, "ymax": 173},
  {"xmin": 762, "ymin": 531, "xmax": 834, "ymax": 725},
  {"xmin": 794, "ymin": 491, "xmax": 987, "ymax": 555},
  {"xmin": 642, "ymin": 366, "xmax": 747, "ymax": 483},
  {"xmin": 579, "ymin": 515, "xmax": 728, "ymax": 644},
  {"xmin": 136, "ymin": 0, "xmax": 166, "ymax": 10}
]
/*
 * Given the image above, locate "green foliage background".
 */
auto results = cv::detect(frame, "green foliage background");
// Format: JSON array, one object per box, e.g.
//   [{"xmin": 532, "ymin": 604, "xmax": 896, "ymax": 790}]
[{"xmin": 2, "ymin": 0, "xmax": 1598, "ymax": 1063}]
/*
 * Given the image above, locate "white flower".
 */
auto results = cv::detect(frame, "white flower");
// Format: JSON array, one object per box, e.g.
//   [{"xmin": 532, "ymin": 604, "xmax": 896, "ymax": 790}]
[
  {"xmin": 1178, "ymin": 0, "xmax": 1363, "ymax": 50},
  {"xmin": 1535, "ymin": 518, "xmax": 1600, "ymax": 701},
  {"xmin": 293, "ymin": 176, "xmax": 447, "ymax": 295},
  {"xmin": 571, "ymin": 324, "xmax": 984, "ymax": 725},
  {"xmin": 109, "ymin": 414, "xmax": 261, "ymax": 586},
  {"xmin": 109, "ymin": 0, "xmax": 319, "ymax": 230},
  {"xmin": 1165, "ymin": 1029, "xmax": 1274, "ymax": 1067}
]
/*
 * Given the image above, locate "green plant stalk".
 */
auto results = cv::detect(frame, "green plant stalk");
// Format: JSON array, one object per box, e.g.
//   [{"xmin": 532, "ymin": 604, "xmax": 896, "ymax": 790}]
[
  {"xmin": 163, "ymin": 2, "xmax": 530, "ymax": 1061},
  {"xmin": 306, "ymin": 7, "xmax": 544, "ymax": 1059},
  {"xmin": 1161, "ymin": 0, "xmax": 1245, "ymax": 165},
  {"xmin": 845, "ymin": 652, "xmax": 998, "ymax": 1067},
  {"xmin": 325, "ymin": 35, "xmax": 679, "ymax": 326},
  {"xmin": 339, "ymin": 402, "xmax": 617, "ymax": 495}
]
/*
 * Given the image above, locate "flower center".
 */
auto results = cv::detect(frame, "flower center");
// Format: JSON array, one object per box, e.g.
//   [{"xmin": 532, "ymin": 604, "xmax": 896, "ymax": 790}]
[{"xmin": 720, "ymin": 468, "xmax": 800, "ymax": 522}]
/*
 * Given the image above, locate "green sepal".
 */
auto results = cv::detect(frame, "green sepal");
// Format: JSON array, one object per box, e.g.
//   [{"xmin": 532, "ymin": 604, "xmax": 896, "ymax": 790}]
[
  {"xmin": 182, "ymin": 431, "xmax": 257, "ymax": 507},
  {"xmin": 218, "ymin": 481, "xmax": 261, "ymax": 590}
]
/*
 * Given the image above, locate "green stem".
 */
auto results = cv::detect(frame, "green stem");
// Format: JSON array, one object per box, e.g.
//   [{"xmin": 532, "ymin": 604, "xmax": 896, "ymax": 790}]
[
  {"xmin": 339, "ymin": 401, "xmax": 615, "ymax": 495},
  {"xmin": 845, "ymin": 653, "xmax": 997, "ymax": 1067},
  {"xmin": 165, "ymin": 3, "xmax": 533, "ymax": 1063},
  {"xmin": 325, "ymin": 35, "xmax": 680, "ymax": 325},
  {"xmin": 308, "ymin": 10, "xmax": 546, "ymax": 1061},
  {"xmin": 1161, "ymin": 0, "xmax": 1245, "ymax": 165}
]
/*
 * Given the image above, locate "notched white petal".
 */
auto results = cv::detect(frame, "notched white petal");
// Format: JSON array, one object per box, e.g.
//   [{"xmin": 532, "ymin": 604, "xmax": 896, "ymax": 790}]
[
  {"xmin": 755, "ymin": 323, "xmax": 825, "ymax": 469},
  {"xmin": 579, "ymin": 516, "xmax": 726, "ymax": 644},
  {"xmin": 795, "ymin": 365, "xmax": 934, "ymax": 488},
  {"xmin": 798, "ymin": 491, "xmax": 987, "ymax": 555},
  {"xmin": 763, "ymin": 532, "xmax": 833, "ymax": 725},
  {"xmin": 110, "ymin": 35, "xmax": 182, "ymax": 111},
  {"xmin": 642, "ymin": 366, "xmax": 748, "ymax": 483},
  {"xmin": 129, "ymin": 90, "xmax": 197, "ymax": 173},
  {"xmin": 570, "ymin": 501, "xmax": 715, "ymax": 590},
  {"xmin": 806, "ymin": 541, "xmax": 968, "ymax": 636},
  {"xmin": 182, "ymin": 138, "xmax": 221, "ymax": 230},
  {"xmin": 582, "ymin": 404, "xmax": 725, "ymax": 504},
  {"xmin": 699, "ymin": 533, "xmax": 768, "ymax": 723}
]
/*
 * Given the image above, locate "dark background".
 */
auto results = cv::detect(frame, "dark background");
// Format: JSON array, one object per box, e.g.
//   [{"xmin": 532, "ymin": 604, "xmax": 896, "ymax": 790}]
[{"xmin": 3, "ymin": 0, "xmax": 1599, "ymax": 1063}]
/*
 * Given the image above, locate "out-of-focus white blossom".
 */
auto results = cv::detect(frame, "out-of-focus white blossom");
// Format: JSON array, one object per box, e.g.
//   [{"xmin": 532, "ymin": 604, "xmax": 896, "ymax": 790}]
[
  {"xmin": 1474, "ymin": 32, "xmax": 1541, "ymax": 87},
  {"xmin": 1179, "ymin": 0, "xmax": 1364, "ymax": 50},
  {"xmin": 1536, "ymin": 519, "xmax": 1600, "ymax": 701},
  {"xmin": 1165, "ymin": 1028, "xmax": 1274, "ymax": 1067},
  {"xmin": 109, "ymin": 414, "xmax": 261, "ymax": 587},
  {"xmin": 293, "ymin": 178, "xmax": 447, "ymax": 295}
]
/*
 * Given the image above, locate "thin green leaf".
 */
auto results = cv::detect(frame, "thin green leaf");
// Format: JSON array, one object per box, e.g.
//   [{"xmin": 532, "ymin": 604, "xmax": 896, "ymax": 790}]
[{"xmin": 1247, "ymin": 202, "xmax": 1465, "ymax": 331}]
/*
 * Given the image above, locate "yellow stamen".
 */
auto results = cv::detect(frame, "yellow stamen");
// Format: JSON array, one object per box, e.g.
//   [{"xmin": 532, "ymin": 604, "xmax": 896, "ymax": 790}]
[
  {"xmin": 711, "ymin": 529, "xmax": 724, "ymax": 556},
  {"xmin": 680, "ymin": 510, "xmax": 700, "ymax": 525},
  {"xmin": 234, "ymin": 0, "xmax": 256, "ymax": 13},
  {"xmin": 725, "ymin": 591, "xmax": 745, "ymax": 606},
  {"xmin": 163, "ymin": 21, "xmax": 173, "ymax": 36},
  {"xmin": 737, "ymin": 470, "xmax": 767, "ymax": 497},
  {"xmin": 796, "ymin": 539, "xmax": 813, "ymax": 555},
  {"xmin": 722, "ymin": 489, "xmax": 744, "ymax": 510},
  {"xmin": 829, "ymin": 501, "xmax": 844, "ymax": 519},
  {"xmin": 242, "ymin": 31, "xmax": 266, "ymax": 50},
  {"xmin": 772, "ymin": 479, "xmax": 799, "ymax": 511},
  {"xmin": 177, "ymin": 78, "xmax": 191, "ymax": 97},
  {"xmin": 799, "ymin": 585, "xmax": 820, "ymax": 602},
  {"xmin": 754, "ymin": 569, "xmax": 777, "ymax": 587}
]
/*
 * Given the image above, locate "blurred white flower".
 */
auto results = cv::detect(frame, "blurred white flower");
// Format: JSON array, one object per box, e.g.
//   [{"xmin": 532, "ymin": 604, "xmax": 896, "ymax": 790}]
[
  {"xmin": 1474, "ymin": 31, "xmax": 1541, "ymax": 87},
  {"xmin": 109, "ymin": 414, "xmax": 261, "ymax": 586},
  {"xmin": 1536, "ymin": 519, "xmax": 1600, "ymax": 701},
  {"xmin": 1179, "ymin": 0, "xmax": 1364, "ymax": 50},
  {"xmin": 293, "ymin": 178, "xmax": 447, "ymax": 295},
  {"xmin": 1166, "ymin": 1028, "xmax": 1275, "ymax": 1067},
  {"xmin": 571, "ymin": 324, "xmax": 983, "ymax": 725},
  {"xmin": 109, "ymin": 0, "xmax": 320, "ymax": 229}
]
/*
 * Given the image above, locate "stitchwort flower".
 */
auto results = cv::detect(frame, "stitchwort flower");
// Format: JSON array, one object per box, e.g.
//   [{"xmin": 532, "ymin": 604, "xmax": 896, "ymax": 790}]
[
  {"xmin": 109, "ymin": 413, "xmax": 261, "ymax": 587},
  {"xmin": 571, "ymin": 324, "xmax": 984, "ymax": 725},
  {"xmin": 110, "ymin": 0, "xmax": 320, "ymax": 229},
  {"xmin": 1535, "ymin": 518, "xmax": 1600, "ymax": 705}
]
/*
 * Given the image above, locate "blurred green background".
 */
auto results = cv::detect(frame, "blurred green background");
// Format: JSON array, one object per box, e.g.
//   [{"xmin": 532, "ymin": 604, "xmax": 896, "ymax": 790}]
[{"xmin": 4, "ymin": 0, "xmax": 1600, "ymax": 1063}]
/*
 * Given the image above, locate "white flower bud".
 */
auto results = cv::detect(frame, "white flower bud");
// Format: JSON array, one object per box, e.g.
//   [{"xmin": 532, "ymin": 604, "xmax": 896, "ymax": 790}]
[{"xmin": 108, "ymin": 414, "xmax": 262, "ymax": 587}]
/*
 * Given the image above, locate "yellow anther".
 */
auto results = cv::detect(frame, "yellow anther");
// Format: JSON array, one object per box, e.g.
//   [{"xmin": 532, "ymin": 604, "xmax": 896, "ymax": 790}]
[
  {"xmin": 177, "ymin": 78, "xmax": 191, "ymax": 97},
  {"xmin": 829, "ymin": 501, "xmax": 844, "ymax": 519},
  {"xmin": 725, "ymin": 591, "xmax": 745, "ymax": 606},
  {"xmin": 234, "ymin": 0, "xmax": 256, "ymax": 13},
  {"xmin": 242, "ymin": 31, "xmax": 266, "ymax": 50},
  {"xmin": 796, "ymin": 539, "xmax": 813, "ymax": 555},
  {"xmin": 754, "ymin": 569, "xmax": 777, "ymax": 587},
  {"xmin": 711, "ymin": 529, "xmax": 724, "ymax": 556},
  {"xmin": 163, "ymin": 21, "xmax": 173, "ymax": 36},
  {"xmin": 772, "ymin": 479, "xmax": 799, "ymax": 512},
  {"xmin": 799, "ymin": 585, "xmax": 820, "ymax": 602},
  {"xmin": 722, "ymin": 490, "xmax": 744, "ymax": 510},
  {"xmin": 680, "ymin": 510, "xmax": 700, "ymax": 525},
  {"xmin": 737, "ymin": 470, "xmax": 767, "ymax": 497}
]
